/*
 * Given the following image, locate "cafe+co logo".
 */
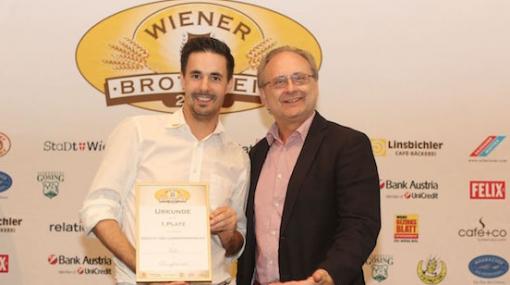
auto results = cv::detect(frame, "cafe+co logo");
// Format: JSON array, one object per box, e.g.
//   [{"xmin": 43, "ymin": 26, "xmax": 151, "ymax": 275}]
[{"xmin": 76, "ymin": 0, "xmax": 322, "ymax": 114}]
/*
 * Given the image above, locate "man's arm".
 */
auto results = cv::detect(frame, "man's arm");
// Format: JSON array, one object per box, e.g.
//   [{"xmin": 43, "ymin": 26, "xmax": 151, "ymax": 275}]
[{"xmin": 93, "ymin": 219, "xmax": 136, "ymax": 272}]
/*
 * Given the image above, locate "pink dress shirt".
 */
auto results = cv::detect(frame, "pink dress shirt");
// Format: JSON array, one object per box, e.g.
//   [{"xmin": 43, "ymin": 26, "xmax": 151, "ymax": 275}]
[{"xmin": 254, "ymin": 112, "xmax": 315, "ymax": 284}]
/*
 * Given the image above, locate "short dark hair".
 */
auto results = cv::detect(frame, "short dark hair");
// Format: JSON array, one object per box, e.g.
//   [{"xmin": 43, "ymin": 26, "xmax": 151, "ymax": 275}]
[{"xmin": 180, "ymin": 37, "xmax": 235, "ymax": 80}]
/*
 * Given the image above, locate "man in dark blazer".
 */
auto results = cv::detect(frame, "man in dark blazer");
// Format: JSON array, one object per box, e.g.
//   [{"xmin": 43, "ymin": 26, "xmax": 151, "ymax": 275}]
[{"xmin": 237, "ymin": 46, "xmax": 381, "ymax": 285}]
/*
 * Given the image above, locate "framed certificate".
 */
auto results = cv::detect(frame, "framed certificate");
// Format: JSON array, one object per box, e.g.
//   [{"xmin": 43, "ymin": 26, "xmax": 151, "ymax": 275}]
[{"xmin": 135, "ymin": 182, "xmax": 212, "ymax": 282}]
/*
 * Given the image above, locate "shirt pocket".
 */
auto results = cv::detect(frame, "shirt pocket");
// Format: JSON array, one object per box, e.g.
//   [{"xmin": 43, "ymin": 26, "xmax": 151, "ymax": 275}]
[{"xmin": 208, "ymin": 174, "xmax": 233, "ymax": 210}]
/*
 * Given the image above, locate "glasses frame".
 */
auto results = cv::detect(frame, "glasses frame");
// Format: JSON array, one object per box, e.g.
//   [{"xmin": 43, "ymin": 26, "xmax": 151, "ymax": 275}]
[{"xmin": 261, "ymin": 72, "xmax": 316, "ymax": 89}]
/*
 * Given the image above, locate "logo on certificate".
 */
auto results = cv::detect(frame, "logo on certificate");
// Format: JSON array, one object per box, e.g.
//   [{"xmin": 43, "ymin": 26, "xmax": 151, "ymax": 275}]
[{"xmin": 155, "ymin": 188, "xmax": 190, "ymax": 203}]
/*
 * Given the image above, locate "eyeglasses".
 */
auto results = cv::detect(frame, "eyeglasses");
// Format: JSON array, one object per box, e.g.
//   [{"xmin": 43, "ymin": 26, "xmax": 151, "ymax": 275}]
[{"xmin": 261, "ymin": 72, "xmax": 316, "ymax": 89}]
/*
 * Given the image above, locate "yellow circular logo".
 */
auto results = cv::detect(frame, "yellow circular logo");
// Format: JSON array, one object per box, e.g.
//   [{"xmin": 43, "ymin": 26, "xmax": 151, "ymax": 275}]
[{"xmin": 76, "ymin": 0, "xmax": 322, "ymax": 113}]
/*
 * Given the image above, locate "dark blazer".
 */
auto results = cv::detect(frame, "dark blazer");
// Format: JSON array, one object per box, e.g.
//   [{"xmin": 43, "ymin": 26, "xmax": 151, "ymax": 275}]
[{"xmin": 237, "ymin": 112, "xmax": 381, "ymax": 285}]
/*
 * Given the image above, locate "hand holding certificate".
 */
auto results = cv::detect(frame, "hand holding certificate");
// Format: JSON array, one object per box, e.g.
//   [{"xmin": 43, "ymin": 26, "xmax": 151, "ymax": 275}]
[{"xmin": 135, "ymin": 183, "xmax": 212, "ymax": 283}]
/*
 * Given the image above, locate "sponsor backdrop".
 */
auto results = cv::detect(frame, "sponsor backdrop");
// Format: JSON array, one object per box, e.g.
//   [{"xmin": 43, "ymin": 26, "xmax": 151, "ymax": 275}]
[{"xmin": 1, "ymin": 0, "xmax": 509, "ymax": 284}]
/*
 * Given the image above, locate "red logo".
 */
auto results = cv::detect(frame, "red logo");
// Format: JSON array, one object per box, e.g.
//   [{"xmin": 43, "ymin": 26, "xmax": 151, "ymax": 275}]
[
  {"xmin": 470, "ymin": 181, "xmax": 506, "ymax": 200},
  {"xmin": 77, "ymin": 267, "xmax": 85, "ymax": 274},
  {"xmin": 0, "ymin": 254, "xmax": 8, "ymax": 273},
  {"xmin": 48, "ymin": 254, "xmax": 58, "ymax": 265}
]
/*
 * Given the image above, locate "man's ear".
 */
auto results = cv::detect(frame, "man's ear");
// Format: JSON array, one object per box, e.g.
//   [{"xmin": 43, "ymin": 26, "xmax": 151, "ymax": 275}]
[
  {"xmin": 259, "ymin": 88, "xmax": 267, "ymax": 106},
  {"xmin": 180, "ymin": 73, "xmax": 185, "ymax": 88}
]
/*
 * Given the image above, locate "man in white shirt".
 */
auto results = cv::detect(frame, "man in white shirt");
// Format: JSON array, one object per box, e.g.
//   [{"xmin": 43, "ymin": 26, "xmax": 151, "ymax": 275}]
[{"xmin": 80, "ymin": 37, "xmax": 249, "ymax": 285}]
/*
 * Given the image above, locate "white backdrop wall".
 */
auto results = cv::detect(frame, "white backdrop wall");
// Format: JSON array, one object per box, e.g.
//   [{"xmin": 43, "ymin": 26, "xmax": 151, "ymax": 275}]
[{"xmin": 1, "ymin": 0, "xmax": 509, "ymax": 284}]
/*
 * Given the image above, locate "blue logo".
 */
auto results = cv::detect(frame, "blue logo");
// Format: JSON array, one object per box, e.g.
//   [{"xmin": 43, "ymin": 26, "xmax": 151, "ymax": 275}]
[
  {"xmin": 469, "ymin": 255, "xmax": 509, "ymax": 279},
  {"xmin": 0, "ymin": 171, "xmax": 13, "ymax": 193}
]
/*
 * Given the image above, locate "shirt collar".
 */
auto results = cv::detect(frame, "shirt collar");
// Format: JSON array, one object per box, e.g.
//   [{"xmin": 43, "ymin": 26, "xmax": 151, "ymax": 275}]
[
  {"xmin": 266, "ymin": 111, "xmax": 316, "ymax": 145},
  {"xmin": 166, "ymin": 108, "xmax": 226, "ymax": 141}
]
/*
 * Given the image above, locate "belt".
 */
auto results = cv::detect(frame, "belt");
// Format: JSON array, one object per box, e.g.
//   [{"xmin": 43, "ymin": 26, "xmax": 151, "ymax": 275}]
[{"xmin": 253, "ymin": 281, "xmax": 261, "ymax": 285}]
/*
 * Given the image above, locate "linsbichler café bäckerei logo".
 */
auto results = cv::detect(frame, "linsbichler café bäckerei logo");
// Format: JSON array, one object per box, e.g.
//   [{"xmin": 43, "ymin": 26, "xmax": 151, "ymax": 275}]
[{"xmin": 76, "ymin": 0, "xmax": 322, "ymax": 113}]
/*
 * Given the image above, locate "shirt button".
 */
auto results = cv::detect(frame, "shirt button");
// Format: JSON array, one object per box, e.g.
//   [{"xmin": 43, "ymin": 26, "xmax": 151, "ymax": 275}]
[
  {"xmin": 277, "ymin": 174, "xmax": 282, "ymax": 179},
  {"xmin": 271, "ymin": 230, "xmax": 276, "ymax": 235},
  {"xmin": 274, "ymin": 202, "xmax": 279, "ymax": 207}
]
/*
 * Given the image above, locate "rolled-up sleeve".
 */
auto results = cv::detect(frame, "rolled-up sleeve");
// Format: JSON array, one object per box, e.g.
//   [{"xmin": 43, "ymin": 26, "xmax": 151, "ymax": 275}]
[{"xmin": 79, "ymin": 117, "xmax": 140, "ymax": 234}]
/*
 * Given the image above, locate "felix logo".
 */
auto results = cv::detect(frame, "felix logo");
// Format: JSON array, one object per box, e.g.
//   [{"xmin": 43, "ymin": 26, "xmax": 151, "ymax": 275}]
[
  {"xmin": 470, "ymin": 136, "xmax": 505, "ymax": 157},
  {"xmin": 470, "ymin": 181, "xmax": 506, "ymax": 200},
  {"xmin": 0, "ymin": 254, "xmax": 8, "ymax": 273}
]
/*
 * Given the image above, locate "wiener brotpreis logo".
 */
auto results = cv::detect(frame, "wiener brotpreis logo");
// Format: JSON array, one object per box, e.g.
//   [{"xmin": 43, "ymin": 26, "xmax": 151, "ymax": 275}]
[
  {"xmin": 76, "ymin": 0, "xmax": 322, "ymax": 114},
  {"xmin": 371, "ymin": 138, "xmax": 443, "ymax": 157},
  {"xmin": 0, "ymin": 132, "xmax": 11, "ymax": 157},
  {"xmin": 469, "ymin": 135, "xmax": 507, "ymax": 163}
]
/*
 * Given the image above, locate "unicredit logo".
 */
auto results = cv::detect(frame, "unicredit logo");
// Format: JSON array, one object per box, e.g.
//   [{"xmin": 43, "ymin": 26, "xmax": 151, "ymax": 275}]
[{"xmin": 470, "ymin": 181, "xmax": 506, "ymax": 200}]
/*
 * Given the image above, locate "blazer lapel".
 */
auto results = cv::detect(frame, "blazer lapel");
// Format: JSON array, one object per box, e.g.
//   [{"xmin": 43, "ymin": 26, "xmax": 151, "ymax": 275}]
[
  {"xmin": 247, "ymin": 140, "xmax": 270, "ymax": 217},
  {"xmin": 280, "ymin": 113, "xmax": 328, "ymax": 235}
]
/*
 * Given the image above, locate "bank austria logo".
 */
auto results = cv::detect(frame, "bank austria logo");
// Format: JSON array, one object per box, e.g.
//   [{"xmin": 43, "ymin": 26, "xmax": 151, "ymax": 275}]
[
  {"xmin": 0, "ymin": 217, "xmax": 23, "ymax": 233},
  {"xmin": 458, "ymin": 217, "xmax": 507, "ymax": 242},
  {"xmin": 469, "ymin": 135, "xmax": 507, "ymax": 162},
  {"xmin": 469, "ymin": 180, "xmax": 506, "ymax": 200},
  {"xmin": 47, "ymin": 254, "xmax": 112, "ymax": 275},
  {"xmin": 43, "ymin": 140, "xmax": 105, "ymax": 152},
  {"xmin": 0, "ymin": 171, "xmax": 13, "ymax": 195},
  {"xmin": 76, "ymin": 0, "xmax": 322, "ymax": 114},
  {"xmin": 370, "ymin": 138, "xmax": 443, "ymax": 157},
  {"xmin": 380, "ymin": 179, "xmax": 439, "ymax": 200},
  {"xmin": 394, "ymin": 214, "xmax": 419, "ymax": 242},
  {"xmin": 417, "ymin": 257, "xmax": 447, "ymax": 284},
  {"xmin": 366, "ymin": 254, "xmax": 394, "ymax": 282},
  {"xmin": 37, "ymin": 171, "xmax": 64, "ymax": 199},
  {"xmin": 0, "ymin": 132, "xmax": 11, "ymax": 157},
  {"xmin": 0, "ymin": 254, "xmax": 8, "ymax": 273},
  {"xmin": 469, "ymin": 255, "xmax": 508, "ymax": 279}
]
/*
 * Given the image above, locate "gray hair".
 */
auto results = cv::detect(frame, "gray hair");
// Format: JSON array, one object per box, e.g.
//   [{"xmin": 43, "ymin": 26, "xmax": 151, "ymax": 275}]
[{"xmin": 257, "ymin": 46, "xmax": 318, "ymax": 88}]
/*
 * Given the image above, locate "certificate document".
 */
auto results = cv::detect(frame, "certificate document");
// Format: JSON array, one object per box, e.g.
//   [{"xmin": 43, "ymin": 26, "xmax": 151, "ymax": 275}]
[{"xmin": 135, "ymin": 182, "xmax": 211, "ymax": 282}]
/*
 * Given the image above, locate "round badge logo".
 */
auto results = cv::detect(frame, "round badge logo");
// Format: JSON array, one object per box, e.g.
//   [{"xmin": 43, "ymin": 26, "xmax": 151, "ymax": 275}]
[
  {"xmin": 0, "ymin": 171, "xmax": 13, "ymax": 193},
  {"xmin": 0, "ymin": 132, "xmax": 11, "ymax": 157},
  {"xmin": 76, "ymin": 0, "xmax": 322, "ymax": 113}
]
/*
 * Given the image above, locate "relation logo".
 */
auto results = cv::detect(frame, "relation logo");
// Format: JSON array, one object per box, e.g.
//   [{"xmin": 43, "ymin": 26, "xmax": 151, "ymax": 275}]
[
  {"xmin": 469, "ymin": 255, "xmax": 508, "ymax": 279},
  {"xmin": 417, "ymin": 257, "xmax": 447, "ymax": 284},
  {"xmin": 394, "ymin": 214, "xmax": 419, "ymax": 242},
  {"xmin": 381, "ymin": 179, "xmax": 439, "ymax": 200},
  {"xmin": 0, "ymin": 217, "xmax": 23, "ymax": 234},
  {"xmin": 47, "ymin": 254, "xmax": 112, "ymax": 275},
  {"xmin": 76, "ymin": 0, "xmax": 322, "ymax": 114},
  {"xmin": 0, "ymin": 171, "xmax": 13, "ymax": 194},
  {"xmin": 469, "ymin": 181, "xmax": 506, "ymax": 200},
  {"xmin": 37, "ymin": 171, "xmax": 64, "ymax": 199},
  {"xmin": 43, "ymin": 140, "xmax": 105, "ymax": 152},
  {"xmin": 0, "ymin": 254, "xmax": 8, "ymax": 273},
  {"xmin": 458, "ymin": 217, "xmax": 507, "ymax": 242},
  {"xmin": 469, "ymin": 136, "xmax": 507, "ymax": 162},
  {"xmin": 366, "ymin": 254, "xmax": 394, "ymax": 282},
  {"xmin": 371, "ymin": 138, "xmax": 443, "ymax": 157},
  {"xmin": 49, "ymin": 222, "xmax": 84, "ymax": 233},
  {"xmin": 0, "ymin": 132, "xmax": 11, "ymax": 157}
]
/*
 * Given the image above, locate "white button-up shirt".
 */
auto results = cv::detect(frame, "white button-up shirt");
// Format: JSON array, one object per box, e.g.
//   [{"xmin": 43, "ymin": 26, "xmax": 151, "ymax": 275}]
[{"xmin": 80, "ymin": 109, "xmax": 249, "ymax": 284}]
